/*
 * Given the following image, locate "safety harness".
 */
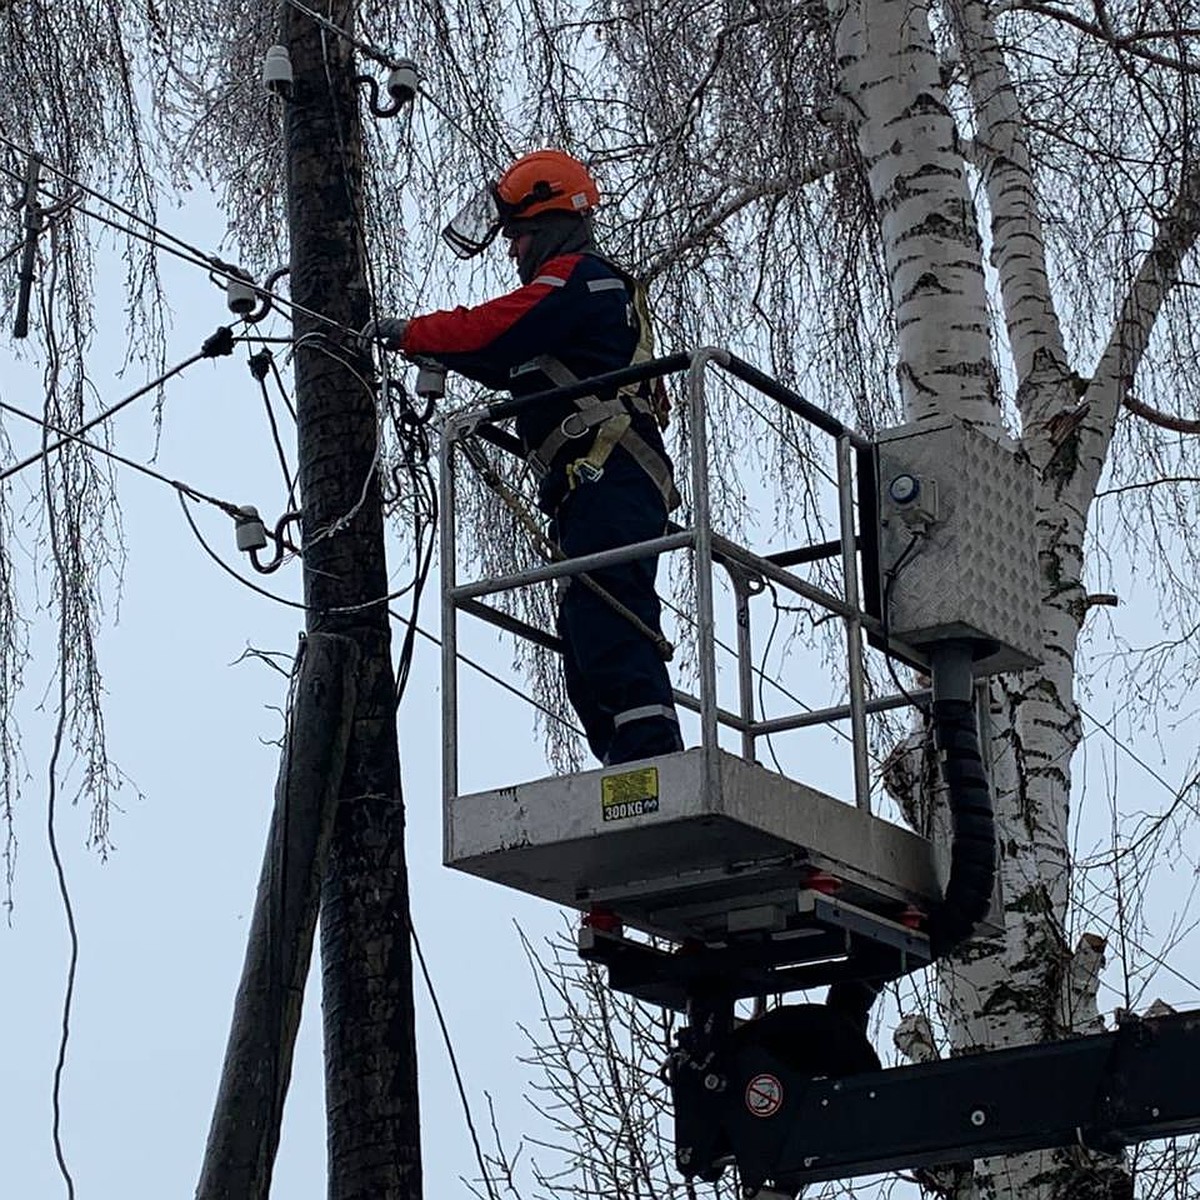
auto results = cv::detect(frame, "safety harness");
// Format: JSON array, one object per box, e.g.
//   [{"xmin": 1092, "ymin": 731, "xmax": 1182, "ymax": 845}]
[
  {"xmin": 457, "ymin": 434, "xmax": 675, "ymax": 661},
  {"xmin": 518, "ymin": 272, "xmax": 681, "ymax": 511}
]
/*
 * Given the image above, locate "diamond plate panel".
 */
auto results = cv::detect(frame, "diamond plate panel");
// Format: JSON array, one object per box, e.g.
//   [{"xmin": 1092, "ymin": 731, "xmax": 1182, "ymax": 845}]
[{"xmin": 876, "ymin": 419, "xmax": 1042, "ymax": 673}]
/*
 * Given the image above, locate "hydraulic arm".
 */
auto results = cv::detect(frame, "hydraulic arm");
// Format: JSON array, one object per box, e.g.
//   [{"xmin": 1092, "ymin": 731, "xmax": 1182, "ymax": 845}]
[{"xmin": 670, "ymin": 1005, "xmax": 1200, "ymax": 1194}]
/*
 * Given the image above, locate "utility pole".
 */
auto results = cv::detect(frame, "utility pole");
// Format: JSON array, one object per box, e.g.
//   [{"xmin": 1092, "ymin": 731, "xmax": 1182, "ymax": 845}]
[
  {"xmin": 281, "ymin": 3, "xmax": 423, "ymax": 1197},
  {"xmin": 196, "ymin": 633, "xmax": 359, "ymax": 1200}
]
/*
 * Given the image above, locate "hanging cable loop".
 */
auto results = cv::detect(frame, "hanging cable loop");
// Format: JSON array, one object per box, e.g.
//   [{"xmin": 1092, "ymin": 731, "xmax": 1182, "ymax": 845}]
[
  {"xmin": 354, "ymin": 61, "xmax": 419, "ymax": 118},
  {"xmin": 237, "ymin": 508, "xmax": 304, "ymax": 575},
  {"xmin": 243, "ymin": 266, "xmax": 290, "ymax": 325}
]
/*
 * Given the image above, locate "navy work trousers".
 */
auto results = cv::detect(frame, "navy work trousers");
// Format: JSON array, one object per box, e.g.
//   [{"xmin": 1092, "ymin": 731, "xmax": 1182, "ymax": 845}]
[{"xmin": 552, "ymin": 453, "xmax": 683, "ymax": 765}]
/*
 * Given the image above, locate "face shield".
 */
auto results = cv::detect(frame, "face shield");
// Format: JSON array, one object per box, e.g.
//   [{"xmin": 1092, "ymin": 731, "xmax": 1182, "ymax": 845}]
[{"xmin": 441, "ymin": 185, "xmax": 503, "ymax": 259}]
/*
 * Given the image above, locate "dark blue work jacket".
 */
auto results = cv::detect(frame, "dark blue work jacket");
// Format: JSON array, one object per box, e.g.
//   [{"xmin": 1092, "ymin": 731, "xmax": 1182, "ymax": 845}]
[{"xmin": 403, "ymin": 252, "xmax": 671, "ymax": 511}]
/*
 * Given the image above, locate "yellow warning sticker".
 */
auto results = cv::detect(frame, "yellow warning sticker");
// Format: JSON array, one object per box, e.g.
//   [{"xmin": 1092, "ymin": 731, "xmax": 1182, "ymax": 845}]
[{"xmin": 601, "ymin": 766, "xmax": 660, "ymax": 823}]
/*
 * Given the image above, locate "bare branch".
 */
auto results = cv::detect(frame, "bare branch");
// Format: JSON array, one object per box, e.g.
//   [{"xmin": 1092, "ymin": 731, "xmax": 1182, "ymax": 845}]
[
  {"xmin": 641, "ymin": 161, "xmax": 846, "ymax": 286},
  {"xmin": 1007, "ymin": 2, "xmax": 1200, "ymax": 75},
  {"xmin": 1123, "ymin": 391, "xmax": 1200, "ymax": 435},
  {"xmin": 1081, "ymin": 164, "xmax": 1200, "ymax": 482}
]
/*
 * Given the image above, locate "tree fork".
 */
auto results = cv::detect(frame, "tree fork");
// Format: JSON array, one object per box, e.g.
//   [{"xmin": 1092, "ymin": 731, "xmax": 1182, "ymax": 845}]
[
  {"xmin": 197, "ymin": 632, "xmax": 359, "ymax": 1200},
  {"xmin": 282, "ymin": 2, "xmax": 423, "ymax": 1197}
]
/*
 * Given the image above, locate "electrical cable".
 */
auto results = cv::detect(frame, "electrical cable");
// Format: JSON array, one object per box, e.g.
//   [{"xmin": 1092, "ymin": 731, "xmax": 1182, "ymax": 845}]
[
  {"xmin": 880, "ymin": 530, "xmax": 930, "ymax": 711},
  {"xmin": 0, "ymin": 151, "xmax": 360, "ymax": 340},
  {"xmin": 281, "ymin": 0, "xmax": 513, "ymax": 171},
  {"xmin": 0, "ymin": 132, "xmax": 217, "ymax": 270},
  {"xmin": 310, "ymin": 44, "xmax": 442, "ymax": 709},
  {"xmin": 266, "ymin": 353, "xmax": 298, "ymax": 423},
  {"xmin": 410, "ymin": 919, "xmax": 502, "ymax": 1200},
  {"xmin": 281, "ymin": 0, "xmax": 402, "ymax": 68},
  {"xmin": 176, "ymin": 494, "xmax": 584, "ymax": 735},
  {"xmin": 0, "ymin": 398, "xmax": 245, "ymax": 518},
  {"xmin": 247, "ymin": 346, "xmax": 297, "ymax": 502},
  {"xmin": 0, "ymin": 347, "xmax": 212, "ymax": 484}
]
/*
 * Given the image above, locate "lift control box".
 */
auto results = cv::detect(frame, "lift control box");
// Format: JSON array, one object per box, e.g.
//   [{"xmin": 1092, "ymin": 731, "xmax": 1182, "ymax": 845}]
[{"xmin": 872, "ymin": 417, "xmax": 1042, "ymax": 674}]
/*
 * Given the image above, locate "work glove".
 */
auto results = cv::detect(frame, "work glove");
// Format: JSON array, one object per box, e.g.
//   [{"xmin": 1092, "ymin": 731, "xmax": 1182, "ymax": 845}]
[{"xmin": 359, "ymin": 317, "xmax": 408, "ymax": 353}]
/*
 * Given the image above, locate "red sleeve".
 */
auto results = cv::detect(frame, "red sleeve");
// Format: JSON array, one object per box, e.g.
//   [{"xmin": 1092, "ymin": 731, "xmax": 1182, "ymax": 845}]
[{"xmin": 402, "ymin": 256, "xmax": 581, "ymax": 357}]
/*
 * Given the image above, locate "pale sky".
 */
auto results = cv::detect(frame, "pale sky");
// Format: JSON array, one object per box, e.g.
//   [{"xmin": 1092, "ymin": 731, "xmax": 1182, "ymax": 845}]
[{"xmin": 3, "ymin": 176, "xmax": 1198, "ymax": 1200}]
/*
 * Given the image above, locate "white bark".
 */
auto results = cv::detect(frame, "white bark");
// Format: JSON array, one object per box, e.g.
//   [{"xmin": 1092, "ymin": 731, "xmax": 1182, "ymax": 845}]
[
  {"xmin": 836, "ymin": 1, "xmax": 1192, "ymax": 1196},
  {"xmin": 831, "ymin": 0, "xmax": 1001, "ymax": 427},
  {"xmin": 945, "ymin": 0, "xmax": 1071, "ymax": 411}
]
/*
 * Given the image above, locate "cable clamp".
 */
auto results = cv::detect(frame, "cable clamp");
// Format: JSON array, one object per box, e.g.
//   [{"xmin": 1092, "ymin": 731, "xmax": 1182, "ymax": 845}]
[{"xmin": 202, "ymin": 325, "xmax": 236, "ymax": 358}]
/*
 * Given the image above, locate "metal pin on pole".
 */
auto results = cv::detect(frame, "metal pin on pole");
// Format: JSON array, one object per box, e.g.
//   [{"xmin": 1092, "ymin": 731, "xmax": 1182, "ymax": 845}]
[{"xmin": 13, "ymin": 152, "xmax": 42, "ymax": 339}]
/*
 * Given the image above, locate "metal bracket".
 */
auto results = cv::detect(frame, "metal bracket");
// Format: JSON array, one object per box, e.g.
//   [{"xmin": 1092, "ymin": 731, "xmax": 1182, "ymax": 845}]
[
  {"xmin": 13, "ymin": 152, "xmax": 42, "ymax": 339},
  {"xmin": 578, "ymin": 889, "xmax": 931, "ymax": 1011}
]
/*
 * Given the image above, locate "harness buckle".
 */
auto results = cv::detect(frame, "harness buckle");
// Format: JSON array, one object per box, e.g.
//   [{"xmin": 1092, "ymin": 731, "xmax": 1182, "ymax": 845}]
[
  {"xmin": 526, "ymin": 450, "xmax": 550, "ymax": 477},
  {"xmin": 561, "ymin": 412, "xmax": 590, "ymax": 439},
  {"xmin": 568, "ymin": 459, "xmax": 604, "ymax": 486}
]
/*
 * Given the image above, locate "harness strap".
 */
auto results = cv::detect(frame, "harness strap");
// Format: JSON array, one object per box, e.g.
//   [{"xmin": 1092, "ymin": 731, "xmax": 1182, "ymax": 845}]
[
  {"xmin": 567, "ymin": 412, "xmax": 630, "ymax": 489},
  {"xmin": 530, "ymin": 394, "xmax": 652, "ymax": 473},
  {"xmin": 520, "ymin": 353, "xmax": 680, "ymax": 510}
]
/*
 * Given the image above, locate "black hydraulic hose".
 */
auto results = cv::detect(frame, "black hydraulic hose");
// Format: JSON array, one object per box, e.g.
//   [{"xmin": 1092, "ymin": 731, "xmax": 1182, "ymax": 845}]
[
  {"xmin": 827, "ymin": 695, "xmax": 996, "ymax": 1031},
  {"xmin": 926, "ymin": 697, "xmax": 996, "ymax": 954}
]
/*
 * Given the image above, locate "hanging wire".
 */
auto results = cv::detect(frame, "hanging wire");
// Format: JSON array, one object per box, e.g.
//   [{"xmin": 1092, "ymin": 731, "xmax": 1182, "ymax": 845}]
[
  {"xmin": 175, "ymin": 492, "xmax": 582, "ymax": 735},
  {"xmin": 410, "ymin": 919, "xmax": 502, "ymax": 1200},
  {"xmin": 0, "ymin": 397, "xmax": 244, "ymax": 518},
  {"xmin": 0, "ymin": 345, "xmax": 217, "ymax": 483},
  {"xmin": 247, "ymin": 345, "xmax": 297, "ymax": 503}
]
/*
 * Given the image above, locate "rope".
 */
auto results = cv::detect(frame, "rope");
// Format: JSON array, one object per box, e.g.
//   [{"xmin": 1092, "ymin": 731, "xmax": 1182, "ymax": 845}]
[{"xmin": 458, "ymin": 436, "xmax": 675, "ymax": 660}]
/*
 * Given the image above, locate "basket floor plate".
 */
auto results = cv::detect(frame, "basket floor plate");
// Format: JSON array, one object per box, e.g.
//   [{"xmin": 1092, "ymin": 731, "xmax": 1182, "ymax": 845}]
[{"xmin": 447, "ymin": 748, "xmax": 945, "ymax": 942}]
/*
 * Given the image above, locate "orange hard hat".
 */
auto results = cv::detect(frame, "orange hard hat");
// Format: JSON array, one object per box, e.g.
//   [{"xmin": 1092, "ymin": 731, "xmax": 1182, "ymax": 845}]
[
  {"xmin": 442, "ymin": 150, "xmax": 600, "ymax": 259},
  {"xmin": 494, "ymin": 150, "xmax": 600, "ymax": 225}
]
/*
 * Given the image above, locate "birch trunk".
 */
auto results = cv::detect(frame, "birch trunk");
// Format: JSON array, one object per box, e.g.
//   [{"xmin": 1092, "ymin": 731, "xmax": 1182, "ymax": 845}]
[
  {"xmin": 831, "ymin": 0, "xmax": 1000, "ymax": 428},
  {"xmin": 835, "ymin": 0, "xmax": 1193, "ymax": 1195}
]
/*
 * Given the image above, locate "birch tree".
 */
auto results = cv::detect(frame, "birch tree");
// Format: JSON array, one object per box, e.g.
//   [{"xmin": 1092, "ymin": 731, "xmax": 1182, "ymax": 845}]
[
  {"xmin": 7, "ymin": 0, "xmax": 1200, "ymax": 1197},
  {"xmin": 447, "ymin": 0, "xmax": 1200, "ymax": 1196}
]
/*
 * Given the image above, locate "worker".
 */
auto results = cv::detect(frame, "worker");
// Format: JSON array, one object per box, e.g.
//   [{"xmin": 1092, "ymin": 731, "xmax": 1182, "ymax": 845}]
[{"xmin": 367, "ymin": 150, "xmax": 684, "ymax": 766}]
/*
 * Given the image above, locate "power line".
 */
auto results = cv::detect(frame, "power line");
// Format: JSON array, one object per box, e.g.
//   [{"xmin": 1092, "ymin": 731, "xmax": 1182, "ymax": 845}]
[
  {"xmin": 246, "ymin": 345, "xmax": 297, "ymax": 503},
  {"xmin": 281, "ymin": 0, "xmax": 401, "ymax": 68},
  {"xmin": 410, "ymin": 920, "xmax": 501, "ymax": 1200},
  {"xmin": 284, "ymin": 0, "xmax": 511, "ymax": 171},
  {"xmin": 0, "ymin": 397, "xmax": 244, "ymax": 517},
  {"xmin": 1079, "ymin": 703, "xmax": 1189, "ymax": 800},
  {"xmin": 0, "ymin": 340, "xmax": 220, "ymax": 484},
  {"xmin": 175, "ymin": 493, "xmax": 585, "ymax": 736},
  {"xmin": 0, "ymin": 132, "xmax": 218, "ymax": 271},
  {"xmin": 0, "ymin": 144, "xmax": 359, "ymax": 340}
]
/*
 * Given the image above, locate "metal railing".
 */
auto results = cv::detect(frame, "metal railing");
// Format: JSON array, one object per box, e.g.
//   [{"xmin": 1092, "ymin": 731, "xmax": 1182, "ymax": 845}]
[{"xmin": 438, "ymin": 347, "xmax": 904, "ymax": 813}]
